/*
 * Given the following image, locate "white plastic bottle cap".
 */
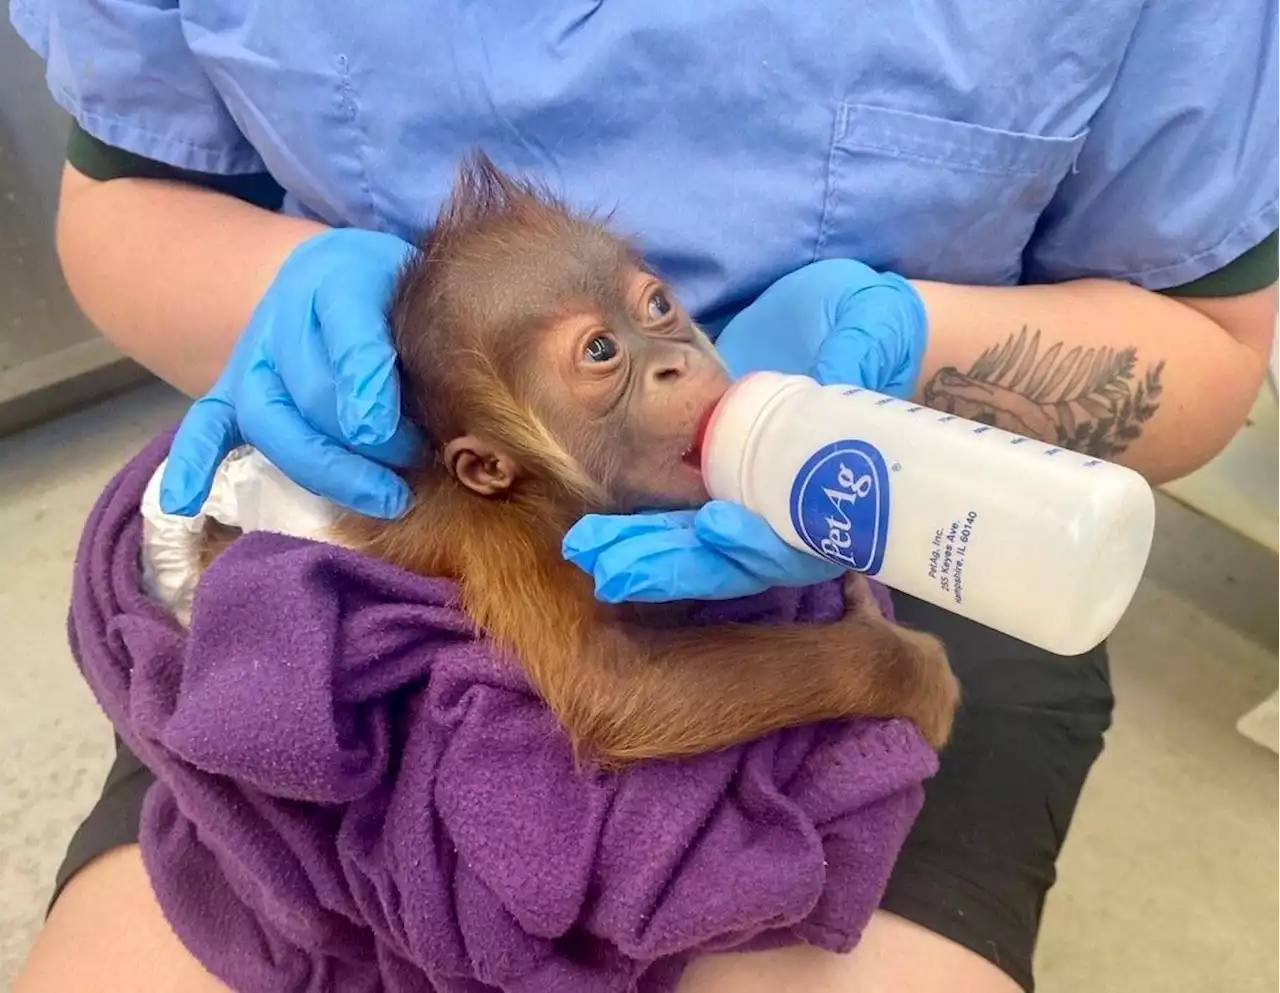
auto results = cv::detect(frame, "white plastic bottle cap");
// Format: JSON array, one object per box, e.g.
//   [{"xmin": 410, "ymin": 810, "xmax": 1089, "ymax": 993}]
[{"xmin": 699, "ymin": 371, "xmax": 797, "ymax": 506}]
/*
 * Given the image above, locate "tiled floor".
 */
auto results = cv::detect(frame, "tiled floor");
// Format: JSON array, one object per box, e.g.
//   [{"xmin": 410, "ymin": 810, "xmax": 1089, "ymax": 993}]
[{"xmin": 1, "ymin": 383, "xmax": 1276, "ymax": 992}]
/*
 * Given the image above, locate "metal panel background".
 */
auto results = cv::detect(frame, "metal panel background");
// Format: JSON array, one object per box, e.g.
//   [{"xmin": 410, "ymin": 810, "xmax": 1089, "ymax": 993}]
[{"xmin": 0, "ymin": 21, "xmax": 149, "ymax": 439}]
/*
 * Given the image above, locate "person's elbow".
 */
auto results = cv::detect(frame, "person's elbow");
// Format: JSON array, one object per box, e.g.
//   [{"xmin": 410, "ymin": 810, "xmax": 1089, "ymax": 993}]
[
  {"xmin": 1171, "ymin": 281, "xmax": 1278, "ymax": 367},
  {"xmin": 1163, "ymin": 282, "xmax": 1277, "ymax": 477},
  {"xmin": 54, "ymin": 162, "xmax": 112, "ymax": 322},
  {"xmin": 1175, "ymin": 281, "xmax": 1277, "ymax": 412}
]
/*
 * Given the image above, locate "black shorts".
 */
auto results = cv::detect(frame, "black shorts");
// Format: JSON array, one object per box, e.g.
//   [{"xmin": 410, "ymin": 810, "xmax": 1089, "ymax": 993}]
[{"xmin": 52, "ymin": 592, "xmax": 1113, "ymax": 992}]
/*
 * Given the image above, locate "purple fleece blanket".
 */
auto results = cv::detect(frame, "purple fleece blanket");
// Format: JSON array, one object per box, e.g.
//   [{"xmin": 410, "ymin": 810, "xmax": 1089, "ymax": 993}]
[{"xmin": 68, "ymin": 430, "xmax": 938, "ymax": 993}]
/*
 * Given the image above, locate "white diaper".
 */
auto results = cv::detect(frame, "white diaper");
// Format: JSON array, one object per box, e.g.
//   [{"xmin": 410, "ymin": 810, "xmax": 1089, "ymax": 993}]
[{"xmin": 140, "ymin": 447, "xmax": 339, "ymax": 622}]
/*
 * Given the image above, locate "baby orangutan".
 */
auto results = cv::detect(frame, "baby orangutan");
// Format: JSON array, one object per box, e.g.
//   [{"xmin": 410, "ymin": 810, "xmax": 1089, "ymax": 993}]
[{"xmin": 211, "ymin": 154, "xmax": 958, "ymax": 768}]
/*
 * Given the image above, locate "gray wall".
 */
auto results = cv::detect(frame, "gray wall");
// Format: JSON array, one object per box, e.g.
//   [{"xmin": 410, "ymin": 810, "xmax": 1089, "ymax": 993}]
[{"xmin": 0, "ymin": 20, "xmax": 148, "ymax": 437}]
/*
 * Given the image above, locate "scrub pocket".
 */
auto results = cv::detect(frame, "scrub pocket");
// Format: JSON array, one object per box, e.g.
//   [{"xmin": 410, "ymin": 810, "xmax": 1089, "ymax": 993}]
[{"xmin": 819, "ymin": 104, "xmax": 1088, "ymax": 285}]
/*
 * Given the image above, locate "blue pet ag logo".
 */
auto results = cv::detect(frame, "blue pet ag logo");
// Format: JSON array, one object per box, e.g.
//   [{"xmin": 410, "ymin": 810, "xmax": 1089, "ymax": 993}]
[{"xmin": 789, "ymin": 440, "xmax": 891, "ymax": 574}]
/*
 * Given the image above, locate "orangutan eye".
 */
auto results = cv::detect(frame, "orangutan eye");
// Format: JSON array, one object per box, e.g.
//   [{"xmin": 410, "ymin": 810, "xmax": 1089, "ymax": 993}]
[
  {"xmin": 647, "ymin": 290, "xmax": 673, "ymax": 322},
  {"xmin": 584, "ymin": 334, "xmax": 619, "ymax": 363}
]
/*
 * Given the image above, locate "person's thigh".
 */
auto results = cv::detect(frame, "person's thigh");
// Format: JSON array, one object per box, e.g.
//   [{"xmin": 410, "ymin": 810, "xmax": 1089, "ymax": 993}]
[
  {"xmin": 876, "ymin": 592, "xmax": 1115, "ymax": 991},
  {"xmin": 17, "ymin": 845, "xmax": 1013, "ymax": 993},
  {"xmin": 13, "ymin": 845, "xmax": 231, "ymax": 993},
  {"xmin": 681, "ymin": 593, "xmax": 1112, "ymax": 993},
  {"xmin": 677, "ymin": 911, "xmax": 1022, "ymax": 993}
]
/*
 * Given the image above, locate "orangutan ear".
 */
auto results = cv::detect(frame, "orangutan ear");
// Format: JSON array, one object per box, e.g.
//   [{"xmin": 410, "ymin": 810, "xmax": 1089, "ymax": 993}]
[{"xmin": 444, "ymin": 435, "xmax": 519, "ymax": 496}]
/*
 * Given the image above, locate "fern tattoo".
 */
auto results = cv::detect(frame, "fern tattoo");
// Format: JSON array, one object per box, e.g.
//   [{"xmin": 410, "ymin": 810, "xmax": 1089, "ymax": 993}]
[{"xmin": 922, "ymin": 326, "xmax": 1165, "ymax": 459}]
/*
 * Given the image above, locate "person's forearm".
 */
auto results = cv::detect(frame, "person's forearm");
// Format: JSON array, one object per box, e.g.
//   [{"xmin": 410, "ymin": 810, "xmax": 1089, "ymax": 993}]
[
  {"xmin": 55, "ymin": 164, "xmax": 327, "ymax": 396},
  {"xmin": 910, "ymin": 278, "xmax": 1276, "ymax": 484}
]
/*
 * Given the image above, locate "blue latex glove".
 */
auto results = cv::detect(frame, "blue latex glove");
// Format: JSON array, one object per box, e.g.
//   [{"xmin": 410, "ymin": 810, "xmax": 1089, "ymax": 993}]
[
  {"xmin": 562, "ymin": 258, "xmax": 928, "ymax": 602},
  {"xmin": 159, "ymin": 228, "xmax": 423, "ymax": 519},
  {"xmin": 563, "ymin": 502, "xmax": 844, "ymax": 603},
  {"xmin": 716, "ymin": 257, "xmax": 928, "ymax": 398}
]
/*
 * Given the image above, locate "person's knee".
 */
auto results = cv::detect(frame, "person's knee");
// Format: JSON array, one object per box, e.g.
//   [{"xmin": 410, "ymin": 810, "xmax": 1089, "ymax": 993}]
[
  {"xmin": 675, "ymin": 911, "xmax": 1024, "ymax": 993},
  {"xmin": 14, "ymin": 845, "xmax": 230, "ymax": 993},
  {"xmin": 16, "ymin": 853, "xmax": 1025, "ymax": 993}
]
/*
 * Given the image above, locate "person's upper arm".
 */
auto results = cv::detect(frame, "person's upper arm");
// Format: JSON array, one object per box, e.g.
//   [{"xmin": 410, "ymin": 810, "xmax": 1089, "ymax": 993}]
[
  {"xmin": 10, "ymin": 0, "xmax": 263, "ymax": 175},
  {"xmin": 1023, "ymin": 0, "xmax": 1278, "ymax": 292}
]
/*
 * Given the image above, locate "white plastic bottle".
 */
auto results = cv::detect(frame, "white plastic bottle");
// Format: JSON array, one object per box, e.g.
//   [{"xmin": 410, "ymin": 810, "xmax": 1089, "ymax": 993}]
[{"xmin": 697, "ymin": 371, "xmax": 1156, "ymax": 656}]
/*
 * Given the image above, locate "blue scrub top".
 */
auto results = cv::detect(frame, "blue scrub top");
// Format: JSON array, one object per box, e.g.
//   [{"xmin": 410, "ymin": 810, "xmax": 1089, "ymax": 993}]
[{"xmin": 11, "ymin": 0, "xmax": 1278, "ymax": 331}]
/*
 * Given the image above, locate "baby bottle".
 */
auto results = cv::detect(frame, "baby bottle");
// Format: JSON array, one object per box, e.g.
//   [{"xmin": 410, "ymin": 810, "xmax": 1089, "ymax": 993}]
[{"xmin": 696, "ymin": 371, "xmax": 1156, "ymax": 656}]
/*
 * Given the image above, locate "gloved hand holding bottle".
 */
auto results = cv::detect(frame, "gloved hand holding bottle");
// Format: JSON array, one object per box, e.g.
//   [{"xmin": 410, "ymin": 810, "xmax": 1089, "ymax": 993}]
[
  {"xmin": 159, "ymin": 228, "xmax": 423, "ymax": 521},
  {"xmin": 562, "ymin": 259, "xmax": 929, "ymax": 603}
]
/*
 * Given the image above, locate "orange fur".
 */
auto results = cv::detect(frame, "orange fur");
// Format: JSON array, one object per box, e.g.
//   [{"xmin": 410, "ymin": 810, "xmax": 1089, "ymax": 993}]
[
  {"xmin": 199, "ymin": 152, "xmax": 958, "ymax": 769},
  {"xmin": 198, "ymin": 518, "xmax": 243, "ymax": 572},
  {"xmin": 334, "ymin": 461, "xmax": 958, "ymax": 769}
]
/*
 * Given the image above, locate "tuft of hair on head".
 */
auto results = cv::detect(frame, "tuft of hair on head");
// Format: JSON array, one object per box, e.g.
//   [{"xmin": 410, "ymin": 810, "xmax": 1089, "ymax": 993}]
[
  {"xmin": 387, "ymin": 150, "xmax": 623, "ymax": 506},
  {"xmin": 429, "ymin": 150, "xmax": 575, "ymax": 255}
]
